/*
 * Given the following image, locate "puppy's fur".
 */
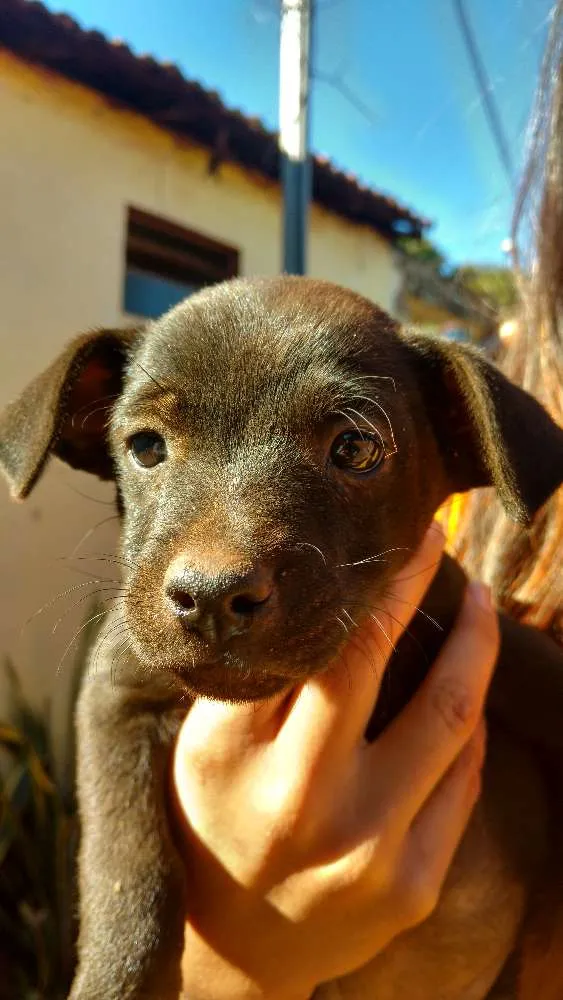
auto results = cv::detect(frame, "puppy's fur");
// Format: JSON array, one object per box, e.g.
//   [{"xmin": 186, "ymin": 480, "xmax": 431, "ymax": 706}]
[{"xmin": 1, "ymin": 277, "xmax": 563, "ymax": 1000}]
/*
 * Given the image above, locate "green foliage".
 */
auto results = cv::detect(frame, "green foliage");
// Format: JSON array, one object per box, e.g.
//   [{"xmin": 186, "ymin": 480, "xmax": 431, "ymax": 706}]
[
  {"xmin": 397, "ymin": 235, "xmax": 447, "ymax": 271},
  {"xmin": 0, "ymin": 606, "xmax": 101, "ymax": 999},
  {"xmin": 398, "ymin": 236, "xmax": 518, "ymax": 315},
  {"xmin": 452, "ymin": 266, "xmax": 518, "ymax": 313},
  {"xmin": 0, "ymin": 660, "xmax": 77, "ymax": 1000}
]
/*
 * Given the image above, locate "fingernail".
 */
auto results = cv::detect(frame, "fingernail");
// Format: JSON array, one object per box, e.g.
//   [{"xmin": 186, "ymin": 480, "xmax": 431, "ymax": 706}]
[{"xmin": 468, "ymin": 581, "xmax": 492, "ymax": 611}]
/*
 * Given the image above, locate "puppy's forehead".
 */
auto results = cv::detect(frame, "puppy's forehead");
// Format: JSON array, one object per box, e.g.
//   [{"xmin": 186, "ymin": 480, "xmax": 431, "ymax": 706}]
[
  {"xmin": 125, "ymin": 278, "xmax": 400, "ymax": 434},
  {"xmin": 152, "ymin": 279, "xmax": 387, "ymax": 366}
]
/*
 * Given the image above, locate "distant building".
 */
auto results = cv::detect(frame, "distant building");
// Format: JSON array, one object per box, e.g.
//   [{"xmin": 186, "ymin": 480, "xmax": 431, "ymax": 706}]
[
  {"xmin": 397, "ymin": 254, "xmax": 496, "ymax": 342},
  {"xmin": 0, "ymin": 0, "xmax": 429, "ymax": 332}
]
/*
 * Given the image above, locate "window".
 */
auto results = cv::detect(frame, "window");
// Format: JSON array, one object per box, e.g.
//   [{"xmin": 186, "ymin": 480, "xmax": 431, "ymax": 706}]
[{"xmin": 123, "ymin": 207, "xmax": 239, "ymax": 319}]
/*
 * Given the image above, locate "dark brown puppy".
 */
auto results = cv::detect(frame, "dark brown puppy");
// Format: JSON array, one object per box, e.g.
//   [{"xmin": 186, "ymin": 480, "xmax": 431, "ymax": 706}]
[{"xmin": 1, "ymin": 277, "xmax": 563, "ymax": 1000}]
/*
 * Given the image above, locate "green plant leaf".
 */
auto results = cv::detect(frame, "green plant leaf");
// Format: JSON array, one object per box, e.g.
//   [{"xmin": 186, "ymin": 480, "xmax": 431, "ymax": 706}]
[
  {"xmin": 0, "ymin": 724, "xmax": 25, "ymax": 747},
  {"xmin": 0, "ymin": 605, "xmax": 97, "ymax": 994}
]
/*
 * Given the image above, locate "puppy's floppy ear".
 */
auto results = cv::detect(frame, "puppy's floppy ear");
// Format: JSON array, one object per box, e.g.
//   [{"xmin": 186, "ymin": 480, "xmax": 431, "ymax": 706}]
[
  {"xmin": 402, "ymin": 330, "xmax": 563, "ymax": 525},
  {"xmin": 0, "ymin": 327, "xmax": 138, "ymax": 500}
]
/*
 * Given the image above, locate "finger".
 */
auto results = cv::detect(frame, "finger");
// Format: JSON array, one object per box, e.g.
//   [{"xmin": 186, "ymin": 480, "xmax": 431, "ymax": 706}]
[
  {"xmin": 278, "ymin": 522, "xmax": 446, "ymax": 771},
  {"xmin": 397, "ymin": 719, "xmax": 486, "ymax": 923},
  {"xmin": 367, "ymin": 581, "xmax": 498, "ymax": 829}
]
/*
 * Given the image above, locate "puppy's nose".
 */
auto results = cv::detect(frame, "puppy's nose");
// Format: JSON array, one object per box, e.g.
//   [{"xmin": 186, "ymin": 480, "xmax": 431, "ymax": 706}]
[{"xmin": 165, "ymin": 563, "xmax": 274, "ymax": 642}]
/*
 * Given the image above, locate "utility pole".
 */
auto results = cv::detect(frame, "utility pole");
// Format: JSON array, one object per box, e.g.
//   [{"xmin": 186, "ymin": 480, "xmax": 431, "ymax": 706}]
[{"xmin": 279, "ymin": 0, "xmax": 313, "ymax": 275}]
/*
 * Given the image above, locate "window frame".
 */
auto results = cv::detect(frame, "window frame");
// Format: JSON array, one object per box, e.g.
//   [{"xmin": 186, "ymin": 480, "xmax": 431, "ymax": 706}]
[{"xmin": 123, "ymin": 206, "xmax": 240, "ymax": 318}]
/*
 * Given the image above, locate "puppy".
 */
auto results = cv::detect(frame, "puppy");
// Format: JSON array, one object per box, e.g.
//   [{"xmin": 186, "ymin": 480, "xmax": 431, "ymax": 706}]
[{"xmin": 1, "ymin": 277, "xmax": 563, "ymax": 1000}]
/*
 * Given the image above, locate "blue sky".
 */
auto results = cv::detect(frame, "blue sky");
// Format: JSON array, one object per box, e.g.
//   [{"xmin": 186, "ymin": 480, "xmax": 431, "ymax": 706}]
[{"xmin": 44, "ymin": 0, "xmax": 553, "ymax": 266}]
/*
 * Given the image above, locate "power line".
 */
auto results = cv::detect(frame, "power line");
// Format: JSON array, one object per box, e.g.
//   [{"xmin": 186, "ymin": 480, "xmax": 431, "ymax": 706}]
[
  {"xmin": 452, "ymin": 0, "xmax": 514, "ymax": 186},
  {"xmin": 312, "ymin": 66, "xmax": 379, "ymax": 126}
]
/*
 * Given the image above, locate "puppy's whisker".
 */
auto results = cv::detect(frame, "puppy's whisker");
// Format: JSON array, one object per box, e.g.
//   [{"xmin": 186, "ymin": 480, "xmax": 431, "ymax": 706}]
[
  {"xmin": 109, "ymin": 635, "xmax": 134, "ymax": 688},
  {"xmin": 61, "ymin": 564, "xmax": 122, "ymax": 582},
  {"xmin": 336, "ymin": 545, "xmax": 410, "ymax": 568},
  {"xmin": 382, "ymin": 591, "xmax": 443, "ymax": 631},
  {"xmin": 80, "ymin": 403, "xmax": 116, "ymax": 429},
  {"xmin": 56, "ymin": 610, "xmax": 109, "ymax": 675},
  {"xmin": 348, "ymin": 601, "xmax": 430, "ymax": 666},
  {"xmin": 368, "ymin": 397, "xmax": 398, "ymax": 454},
  {"xmin": 383, "ymin": 609, "xmax": 433, "ymax": 665},
  {"xmin": 338, "ymin": 555, "xmax": 386, "ymax": 568},
  {"xmin": 353, "ymin": 395, "xmax": 381, "ymax": 409},
  {"xmin": 428, "ymin": 521, "xmax": 447, "ymax": 537},
  {"xmin": 70, "ymin": 392, "xmax": 120, "ymax": 427},
  {"xmin": 58, "ymin": 553, "xmax": 136, "ymax": 571},
  {"xmin": 344, "ymin": 406, "xmax": 377, "ymax": 434},
  {"xmin": 333, "ymin": 409, "xmax": 365, "ymax": 437},
  {"xmin": 346, "ymin": 613, "xmax": 386, "ymax": 665},
  {"xmin": 368, "ymin": 612, "xmax": 397, "ymax": 656},
  {"xmin": 355, "ymin": 396, "xmax": 390, "ymax": 408},
  {"xmin": 22, "ymin": 579, "xmax": 109, "ymax": 634},
  {"xmin": 64, "ymin": 484, "xmax": 116, "ymax": 506},
  {"xmin": 90, "ymin": 618, "xmax": 130, "ymax": 677},
  {"xmin": 134, "ymin": 361, "xmax": 168, "ymax": 393},
  {"xmin": 52, "ymin": 591, "xmax": 128, "ymax": 635},
  {"xmin": 344, "ymin": 595, "xmax": 441, "ymax": 635},
  {"xmin": 354, "ymin": 374, "xmax": 397, "ymax": 392},
  {"xmin": 96, "ymin": 627, "xmax": 130, "ymax": 686},
  {"xmin": 341, "ymin": 607, "xmax": 359, "ymax": 629},
  {"xmin": 347, "ymin": 633, "xmax": 379, "ymax": 680},
  {"xmin": 392, "ymin": 558, "xmax": 443, "ymax": 584},
  {"xmin": 293, "ymin": 541, "xmax": 328, "ymax": 566},
  {"xmin": 70, "ymin": 516, "xmax": 121, "ymax": 559},
  {"xmin": 334, "ymin": 615, "xmax": 349, "ymax": 635}
]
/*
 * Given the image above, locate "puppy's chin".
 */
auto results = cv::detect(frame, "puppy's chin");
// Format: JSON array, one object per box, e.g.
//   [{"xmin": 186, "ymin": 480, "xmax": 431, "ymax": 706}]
[
  {"xmin": 178, "ymin": 657, "xmax": 297, "ymax": 702},
  {"xmin": 129, "ymin": 629, "xmax": 346, "ymax": 701},
  {"xmin": 169, "ymin": 644, "xmax": 335, "ymax": 701},
  {"xmin": 124, "ymin": 604, "xmax": 351, "ymax": 700}
]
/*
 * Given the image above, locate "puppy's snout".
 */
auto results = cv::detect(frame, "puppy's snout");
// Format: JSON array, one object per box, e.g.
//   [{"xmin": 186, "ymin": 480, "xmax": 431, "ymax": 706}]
[{"xmin": 165, "ymin": 562, "xmax": 274, "ymax": 643}]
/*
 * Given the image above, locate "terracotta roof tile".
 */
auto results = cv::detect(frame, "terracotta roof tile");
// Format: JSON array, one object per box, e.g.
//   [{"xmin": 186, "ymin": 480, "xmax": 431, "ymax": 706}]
[{"xmin": 0, "ymin": 0, "xmax": 431, "ymax": 238}]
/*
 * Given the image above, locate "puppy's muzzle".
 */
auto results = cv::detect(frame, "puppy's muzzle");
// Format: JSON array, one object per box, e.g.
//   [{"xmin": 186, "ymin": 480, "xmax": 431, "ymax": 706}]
[{"xmin": 165, "ymin": 562, "xmax": 274, "ymax": 644}]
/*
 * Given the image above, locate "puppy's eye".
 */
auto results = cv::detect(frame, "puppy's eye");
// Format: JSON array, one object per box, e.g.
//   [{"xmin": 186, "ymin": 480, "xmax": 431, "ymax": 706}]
[
  {"xmin": 128, "ymin": 431, "xmax": 167, "ymax": 469},
  {"xmin": 330, "ymin": 430, "xmax": 384, "ymax": 473}
]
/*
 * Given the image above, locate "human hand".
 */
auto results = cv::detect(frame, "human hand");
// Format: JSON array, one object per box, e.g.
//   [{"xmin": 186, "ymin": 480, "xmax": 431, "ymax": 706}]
[{"xmin": 173, "ymin": 524, "xmax": 498, "ymax": 1000}]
